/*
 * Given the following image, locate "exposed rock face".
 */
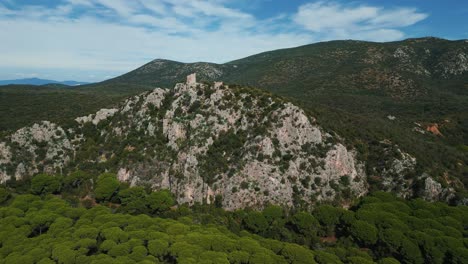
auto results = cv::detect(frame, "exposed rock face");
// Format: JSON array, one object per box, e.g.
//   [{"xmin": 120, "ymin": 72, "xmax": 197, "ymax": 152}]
[
  {"xmin": 0, "ymin": 143, "xmax": 11, "ymax": 183},
  {"xmin": 75, "ymin": 108, "xmax": 118, "ymax": 125},
  {"xmin": 79, "ymin": 78, "xmax": 368, "ymax": 209},
  {"xmin": 426, "ymin": 123, "xmax": 443, "ymax": 136},
  {"xmin": 436, "ymin": 50, "xmax": 468, "ymax": 77},
  {"xmin": 0, "ymin": 121, "xmax": 75, "ymax": 183},
  {"xmin": 0, "ymin": 75, "xmax": 449, "ymax": 207},
  {"xmin": 422, "ymin": 177, "xmax": 443, "ymax": 202},
  {"xmin": 366, "ymin": 142, "xmax": 418, "ymax": 198},
  {"xmin": 0, "ymin": 143, "xmax": 11, "ymax": 165},
  {"xmin": 421, "ymin": 176, "xmax": 456, "ymax": 203}
]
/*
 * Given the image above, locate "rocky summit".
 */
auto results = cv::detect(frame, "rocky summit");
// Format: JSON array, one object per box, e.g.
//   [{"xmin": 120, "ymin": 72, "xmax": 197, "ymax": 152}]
[{"xmin": 0, "ymin": 74, "xmax": 457, "ymax": 209}]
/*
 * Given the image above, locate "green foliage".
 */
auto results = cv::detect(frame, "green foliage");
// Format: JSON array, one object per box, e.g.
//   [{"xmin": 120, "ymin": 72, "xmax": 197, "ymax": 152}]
[
  {"xmin": 94, "ymin": 173, "xmax": 120, "ymax": 202},
  {"xmin": 30, "ymin": 174, "xmax": 62, "ymax": 195},
  {"xmin": 147, "ymin": 189, "xmax": 175, "ymax": 214},
  {"xmin": 199, "ymin": 129, "xmax": 246, "ymax": 185},
  {"xmin": 0, "ymin": 187, "xmax": 10, "ymax": 203},
  {"xmin": 281, "ymin": 243, "xmax": 316, "ymax": 264},
  {"xmin": 2, "ymin": 174, "xmax": 467, "ymax": 264},
  {"xmin": 291, "ymin": 211, "xmax": 319, "ymax": 236},
  {"xmin": 314, "ymin": 251, "xmax": 343, "ymax": 264},
  {"xmin": 349, "ymin": 220, "xmax": 378, "ymax": 246},
  {"xmin": 243, "ymin": 211, "xmax": 269, "ymax": 234},
  {"xmin": 63, "ymin": 170, "xmax": 93, "ymax": 194}
]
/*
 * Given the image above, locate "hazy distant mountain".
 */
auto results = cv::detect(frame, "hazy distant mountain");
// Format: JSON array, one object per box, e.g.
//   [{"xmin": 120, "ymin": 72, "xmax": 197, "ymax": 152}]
[{"xmin": 0, "ymin": 77, "xmax": 89, "ymax": 86}]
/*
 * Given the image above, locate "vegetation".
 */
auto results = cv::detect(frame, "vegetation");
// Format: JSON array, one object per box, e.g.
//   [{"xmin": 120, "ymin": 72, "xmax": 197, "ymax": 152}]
[
  {"xmin": 0, "ymin": 172, "xmax": 467, "ymax": 264},
  {"xmin": 1, "ymin": 38, "xmax": 466, "ymax": 199},
  {"xmin": 0, "ymin": 38, "xmax": 467, "ymax": 262}
]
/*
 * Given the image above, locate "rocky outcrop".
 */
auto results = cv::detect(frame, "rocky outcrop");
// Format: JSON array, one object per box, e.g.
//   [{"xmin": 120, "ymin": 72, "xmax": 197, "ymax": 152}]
[
  {"xmin": 75, "ymin": 108, "xmax": 118, "ymax": 125},
  {"xmin": 0, "ymin": 75, "xmax": 451, "ymax": 208},
  {"xmin": 0, "ymin": 76, "xmax": 370, "ymax": 209},
  {"xmin": 436, "ymin": 50, "xmax": 468, "ymax": 77},
  {"xmin": 90, "ymin": 77, "xmax": 369, "ymax": 209},
  {"xmin": 0, "ymin": 121, "xmax": 74, "ymax": 183},
  {"xmin": 421, "ymin": 176, "xmax": 456, "ymax": 203}
]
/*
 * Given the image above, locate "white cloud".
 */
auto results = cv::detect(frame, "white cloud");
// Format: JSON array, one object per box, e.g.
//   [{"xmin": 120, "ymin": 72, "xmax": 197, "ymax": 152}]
[
  {"xmin": 294, "ymin": 1, "xmax": 427, "ymax": 41},
  {"xmin": 139, "ymin": 0, "xmax": 167, "ymax": 15},
  {"xmin": 67, "ymin": 0, "xmax": 94, "ymax": 7},
  {"xmin": 0, "ymin": 1, "xmax": 429, "ymax": 81},
  {"xmin": 368, "ymin": 8, "xmax": 428, "ymax": 28},
  {"xmin": 93, "ymin": 0, "xmax": 138, "ymax": 17},
  {"xmin": 0, "ymin": 10, "xmax": 311, "ymax": 81}
]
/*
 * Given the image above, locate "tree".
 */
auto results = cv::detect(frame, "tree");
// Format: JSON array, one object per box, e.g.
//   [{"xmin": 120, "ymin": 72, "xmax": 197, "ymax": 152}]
[
  {"xmin": 108, "ymin": 244, "xmax": 130, "ymax": 257},
  {"xmin": 314, "ymin": 251, "xmax": 343, "ymax": 264},
  {"xmin": 94, "ymin": 173, "xmax": 120, "ymax": 202},
  {"xmin": 52, "ymin": 245, "xmax": 76, "ymax": 264},
  {"xmin": 347, "ymin": 257, "xmax": 374, "ymax": 264},
  {"xmin": 147, "ymin": 190, "xmax": 175, "ymax": 215},
  {"xmin": 119, "ymin": 186, "xmax": 149, "ymax": 214},
  {"xmin": 263, "ymin": 205, "xmax": 284, "ymax": 224},
  {"xmin": 100, "ymin": 226, "xmax": 128, "ymax": 242},
  {"xmin": 281, "ymin": 243, "xmax": 316, "ymax": 264},
  {"xmin": 451, "ymin": 247, "xmax": 468, "ymax": 264},
  {"xmin": 291, "ymin": 211, "xmax": 320, "ymax": 235},
  {"xmin": 63, "ymin": 170, "xmax": 93, "ymax": 194},
  {"xmin": 228, "ymin": 250, "xmax": 250, "ymax": 264},
  {"xmin": 129, "ymin": 245, "xmax": 148, "ymax": 262},
  {"xmin": 0, "ymin": 187, "xmax": 10, "ymax": 203},
  {"xmin": 198, "ymin": 251, "xmax": 229, "ymax": 264},
  {"xmin": 243, "ymin": 211, "xmax": 269, "ymax": 234},
  {"xmin": 349, "ymin": 220, "xmax": 378, "ymax": 246},
  {"xmin": 314, "ymin": 205, "xmax": 343, "ymax": 235},
  {"xmin": 378, "ymin": 258, "xmax": 400, "ymax": 264},
  {"xmin": 148, "ymin": 239, "xmax": 169, "ymax": 257},
  {"xmin": 31, "ymin": 174, "xmax": 61, "ymax": 195},
  {"xmin": 28, "ymin": 210, "xmax": 58, "ymax": 236},
  {"xmin": 399, "ymin": 239, "xmax": 424, "ymax": 264}
]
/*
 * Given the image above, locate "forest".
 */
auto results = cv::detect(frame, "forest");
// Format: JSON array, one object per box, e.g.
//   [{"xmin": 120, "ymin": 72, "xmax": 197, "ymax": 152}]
[{"xmin": 0, "ymin": 171, "xmax": 467, "ymax": 264}]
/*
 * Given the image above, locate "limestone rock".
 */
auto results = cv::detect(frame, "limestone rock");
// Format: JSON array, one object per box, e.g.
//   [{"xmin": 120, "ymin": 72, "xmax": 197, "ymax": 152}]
[
  {"xmin": 2, "ymin": 74, "xmax": 443, "ymax": 209},
  {"xmin": 75, "ymin": 108, "xmax": 118, "ymax": 125}
]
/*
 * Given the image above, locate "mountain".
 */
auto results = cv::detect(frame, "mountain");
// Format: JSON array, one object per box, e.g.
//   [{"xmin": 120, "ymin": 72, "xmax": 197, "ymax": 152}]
[
  {"xmin": 0, "ymin": 77, "xmax": 89, "ymax": 86},
  {"xmin": 2, "ymin": 76, "xmax": 457, "ymax": 209},
  {"xmin": 106, "ymin": 37, "xmax": 467, "ymax": 96},
  {"xmin": 0, "ymin": 37, "xmax": 467, "ymax": 203},
  {"xmin": 102, "ymin": 37, "xmax": 468, "ymax": 201},
  {"xmin": 0, "ymin": 77, "xmax": 363, "ymax": 208}
]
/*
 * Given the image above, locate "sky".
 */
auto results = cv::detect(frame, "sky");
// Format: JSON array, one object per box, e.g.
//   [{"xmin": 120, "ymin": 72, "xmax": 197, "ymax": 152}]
[{"xmin": 0, "ymin": 0, "xmax": 467, "ymax": 82}]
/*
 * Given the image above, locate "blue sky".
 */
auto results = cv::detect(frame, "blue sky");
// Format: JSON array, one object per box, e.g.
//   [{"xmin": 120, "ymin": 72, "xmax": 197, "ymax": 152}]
[{"xmin": 0, "ymin": 0, "xmax": 466, "ymax": 82}]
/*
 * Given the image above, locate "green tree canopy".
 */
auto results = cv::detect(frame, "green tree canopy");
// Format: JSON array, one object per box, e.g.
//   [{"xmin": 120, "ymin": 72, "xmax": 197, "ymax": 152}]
[
  {"xmin": 31, "ymin": 174, "xmax": 61, "ymax": 195},
  {"xmin": 94, "ymin": 173, "xmax": 120, "ymax": 202}
]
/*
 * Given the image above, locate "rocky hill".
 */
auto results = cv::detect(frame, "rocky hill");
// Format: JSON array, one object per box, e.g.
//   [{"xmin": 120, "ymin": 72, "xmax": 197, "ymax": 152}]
[
  {"xmin": 100, "ymin": 37, "xmax": 468, "ymax": 203},
  {"xmin": 2, "ymin": 74, "xmax": 458, "ymax": 209},
  {"xmin": 1, "ymin": 38, "xmax": 466, "ymax": 205}
]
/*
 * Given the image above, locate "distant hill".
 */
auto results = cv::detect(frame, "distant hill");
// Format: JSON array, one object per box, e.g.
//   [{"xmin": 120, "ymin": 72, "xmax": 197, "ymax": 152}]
[{"xmin": 0, "ymin": 77, "xmax": 89, "ymax": 86}]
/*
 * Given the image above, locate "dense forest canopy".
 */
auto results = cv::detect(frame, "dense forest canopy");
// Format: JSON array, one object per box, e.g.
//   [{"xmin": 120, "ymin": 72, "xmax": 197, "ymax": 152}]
[{"xmin": 0, "ymin": 171, "xmax": 467, "ymax": 264}]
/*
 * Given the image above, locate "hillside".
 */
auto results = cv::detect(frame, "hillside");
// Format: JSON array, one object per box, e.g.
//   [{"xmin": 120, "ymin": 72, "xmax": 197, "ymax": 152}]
[
  {"xmin": 103, "ymin": 37, "xmax": 468, "ymax": 199},
  {"xmin": 0, "ymin": 37, "xmax": 467, "ymax": 202},
  {"xmin": 0, "ymin": 83, "xmax": 153, "ymax": 132},
  {"xmin": 0, "ymin": 77, "xmax": 365, "ymax": 208}
]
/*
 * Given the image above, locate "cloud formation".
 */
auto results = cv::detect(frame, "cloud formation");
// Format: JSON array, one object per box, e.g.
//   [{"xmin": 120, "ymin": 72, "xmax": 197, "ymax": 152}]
[
  {"xmin": 294, "ymin": 1, "xmax": 428, "ymax": 41},
  {"xmin": 0, "ymin": 1, "xmax": 428, "ymax": 81}
]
